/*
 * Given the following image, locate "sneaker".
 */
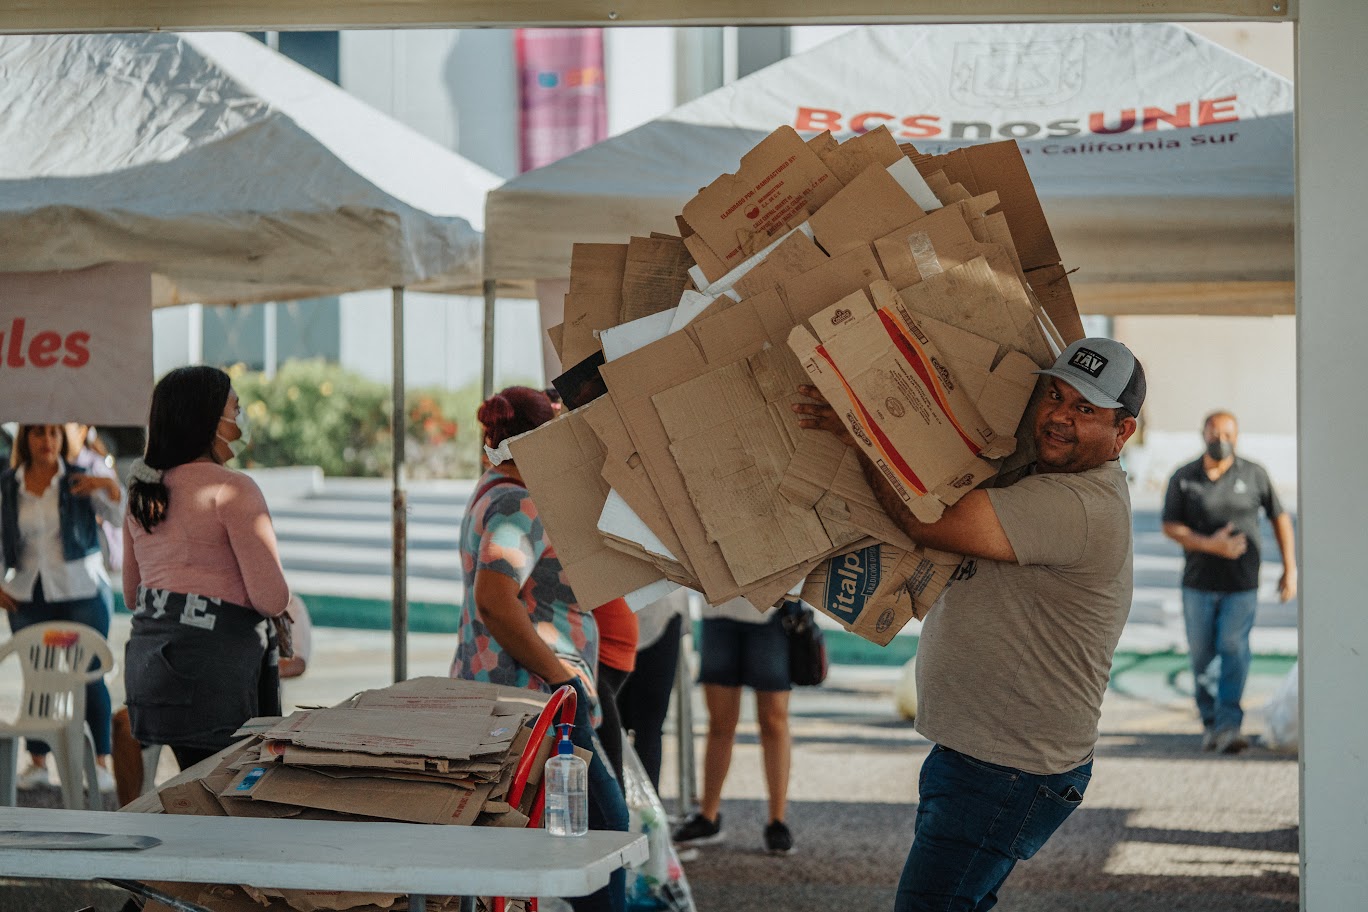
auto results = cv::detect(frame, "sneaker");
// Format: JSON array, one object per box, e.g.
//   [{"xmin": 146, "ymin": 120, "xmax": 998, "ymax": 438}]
[
  {"xmin": 672, "ymin": 812, "xmax": 725, "ymax": 847},
  {"xmin": 16, "ymin": 764, "xmax": 50, "ymax": 790},
  {"xmin": 1213, "ymin": 729, "xmax": 1249, "ymax": 755},
  {"xmin": 763, "ymin": 820, "xmax": 794, "ymax": 856},
  {"xmin": 1200, "ymin": 730, "xmax": 1218, "ymax": 752},
  {"xmin": 95, "ymin": 766, "xmax": 117, "ymax": 793}
]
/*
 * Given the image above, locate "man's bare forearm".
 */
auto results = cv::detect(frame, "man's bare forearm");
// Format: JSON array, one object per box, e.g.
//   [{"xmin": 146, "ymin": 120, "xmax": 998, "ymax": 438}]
[
  {"xmin": 858, "ymin": 448, "xmax": 929, "ymax": 540},
  {"xmin": 855, "ymin": 445, "xmax": 1017, "ymax": 561}
]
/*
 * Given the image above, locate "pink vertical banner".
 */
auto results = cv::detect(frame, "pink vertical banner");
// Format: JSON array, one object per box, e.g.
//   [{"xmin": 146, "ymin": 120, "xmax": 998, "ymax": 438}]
[{"xmin": 516, "ymin": 28, "xmax": 607, "ymax": 173}]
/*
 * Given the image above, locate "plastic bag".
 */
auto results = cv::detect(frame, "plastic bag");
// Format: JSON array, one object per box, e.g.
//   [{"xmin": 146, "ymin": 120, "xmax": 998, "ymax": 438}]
[
  {"xmin": 1263, "ymin": 661, "xmax": 1299, "ymax": 753},
  {"xmin": 621, "ymin": 740, "xmax": 696, "ymax": 912}
]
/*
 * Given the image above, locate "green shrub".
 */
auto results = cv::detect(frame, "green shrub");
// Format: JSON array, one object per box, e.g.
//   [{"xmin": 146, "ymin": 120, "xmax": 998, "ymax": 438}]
[
  {"xmin": 232, "ymin": 360, "xmax": 390, "ymax": 476},
  {"xmin": 230, "ymin": 360, "xmax": 537, "ymax": 479}
]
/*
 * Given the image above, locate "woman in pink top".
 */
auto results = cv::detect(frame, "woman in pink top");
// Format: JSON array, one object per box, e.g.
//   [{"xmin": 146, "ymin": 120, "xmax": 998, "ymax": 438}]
[{"xmin": 122, "ymin": 366, "xmax": 290, "ymax": 771}]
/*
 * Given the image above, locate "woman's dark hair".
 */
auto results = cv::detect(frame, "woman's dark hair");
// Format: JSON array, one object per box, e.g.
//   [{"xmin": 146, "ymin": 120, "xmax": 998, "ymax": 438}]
[
  {"xmin": 477, "ymin": 386, "xmax": 556, "ymax": 451},
  {"xmin": 128, "ymin": 366, "xmax": 232, "ymax": 533},
  {"xmin": 11, "ymin": 425, "xmax": 69, "ymax": 470}
]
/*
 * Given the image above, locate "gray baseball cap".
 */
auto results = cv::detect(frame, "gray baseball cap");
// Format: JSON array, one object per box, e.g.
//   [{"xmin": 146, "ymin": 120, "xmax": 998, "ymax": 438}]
[{"xmin": 1034, "ymin": 337, "xmax": 1146, "ymax": 417}]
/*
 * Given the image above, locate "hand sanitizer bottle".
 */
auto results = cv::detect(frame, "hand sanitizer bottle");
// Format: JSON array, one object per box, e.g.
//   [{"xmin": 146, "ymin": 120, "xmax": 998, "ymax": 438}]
[{"xmin": 544, "ymin": 723, "xmax": 588, "ymax": 837}]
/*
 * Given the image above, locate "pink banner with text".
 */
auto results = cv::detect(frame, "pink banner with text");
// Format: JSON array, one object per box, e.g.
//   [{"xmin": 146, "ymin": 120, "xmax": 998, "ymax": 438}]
[{"xmin": 516, "ymin": 28, "xmax": 607, "ymax": 173}]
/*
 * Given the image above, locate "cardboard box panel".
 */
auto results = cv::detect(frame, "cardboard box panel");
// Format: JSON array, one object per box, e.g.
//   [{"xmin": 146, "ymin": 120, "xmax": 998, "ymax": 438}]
[
  {"xmin": 506, "ymin": 400, "xmax": 666, "ymax": 609},
  {"xmin": 655, "ymin": 346, "xmax": 864, "ymax": 586},
  {"xmin": 560, "ymin": 243, "xmax": 628, "ymax": 365},
  {"xmin": 223, "ymin": 764, "xmax": 492, "ymax": 826},
  {"xmin": 788, "ymin": 283, "xmax": 1029, "ymax": 523},
  {"xmin": 582, "ymin": 391, "xmax": 693, "ymax": 574},
  {"xmin": 682, "ymin": 126, "xmax": 842, "ymax": 283},
  {"xmin": 907, "ymin": 140, "xmax": 1060, "ymax": 274},
  {"xmin": 872, "ymin": 196, "xmax": 996, "ymax": 288},
  {"xmin": 816, "ymin": 125, "xmax": 903, "ymax": 186},
  {"xmin": 620, "ymin": 235, "xmax": 693, "ymax": 324},
  {"xmin": 261, "ymin": 708, "xmax": 519, "ymax": 760},
  {"xmin": 809, "ymin": 163, "xmax": 925, "ymax": 258},
  {"xmin": 600, "ymin": 246, "xmax": 889, "ymax": 605}
]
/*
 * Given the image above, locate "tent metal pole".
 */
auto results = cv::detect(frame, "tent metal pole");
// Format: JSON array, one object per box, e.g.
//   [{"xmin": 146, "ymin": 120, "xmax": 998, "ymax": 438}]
[
  {"xmin": 482, "ymin": 279, "xmax": 496, "ymax": 400},
  {"xmin": 391, "ymin": 286, "xmax": 409, "ymax": 684},
  {"xmin": 674, "ymin": 595, "xmax": 698, "ymax": 818}
]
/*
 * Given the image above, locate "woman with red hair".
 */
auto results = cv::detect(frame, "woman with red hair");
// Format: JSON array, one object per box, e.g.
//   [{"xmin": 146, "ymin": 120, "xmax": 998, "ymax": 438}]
[{"xmin": 451, "ymin": 386, "xmax": 628, "ymax": 912}]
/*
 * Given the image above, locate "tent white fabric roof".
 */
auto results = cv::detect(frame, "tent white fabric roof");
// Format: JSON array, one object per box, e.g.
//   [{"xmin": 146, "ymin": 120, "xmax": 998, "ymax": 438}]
[
  {"xmin": 0, "ymin": 31, "xmax": 503, "ymax": 307},
  {"xmin": 485, "ymin": 23, "xmax": 1294, "ymax": 314}
]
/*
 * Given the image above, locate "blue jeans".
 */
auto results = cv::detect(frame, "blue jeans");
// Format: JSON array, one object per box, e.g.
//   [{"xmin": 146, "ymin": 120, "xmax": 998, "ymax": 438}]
[
  {"xmin": 1181, "ymin": 588, "xmax": 1259, "ymax": 734},
  {"xmin": 561, "ymin": 676, "xmax": 629, "ymax": 912},
  {"xmin": 895, "ymin": 745, "xmax": 1091, "ymax": 912},
  {"xmin": 7, "ymin": 578, "xmax": 114, "ymax": 756}
]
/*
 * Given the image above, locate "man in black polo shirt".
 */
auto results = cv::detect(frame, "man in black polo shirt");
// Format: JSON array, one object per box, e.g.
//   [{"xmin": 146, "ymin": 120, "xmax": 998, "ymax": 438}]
[{"xmin": 1162, "ymin": 411, "xmax": 1297, "ymax": 754}]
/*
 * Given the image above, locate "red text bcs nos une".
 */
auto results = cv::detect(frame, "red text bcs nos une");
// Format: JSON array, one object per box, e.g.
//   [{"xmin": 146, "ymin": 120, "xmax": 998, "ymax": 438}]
[
  {"xmin": 794, "ymin": 95, "xmax": 1240, "ymax": 140},
  {"xmin": 0, "ymin": 318, "xmax": 91, "ymax": 368}
]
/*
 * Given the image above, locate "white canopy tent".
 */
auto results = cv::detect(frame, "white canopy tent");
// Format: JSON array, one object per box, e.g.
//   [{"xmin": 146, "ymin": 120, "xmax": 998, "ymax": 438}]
[
  {"xmin": 485, "ymin": 22, "xmax": 1294, "ymax": 346},
  {"xmin": 0, "ymin": 31, "xmax": 502, "ymax": 305},
  {"xmin": 0, "ymin": 31, "xmax": 506, "ymax": 678}
]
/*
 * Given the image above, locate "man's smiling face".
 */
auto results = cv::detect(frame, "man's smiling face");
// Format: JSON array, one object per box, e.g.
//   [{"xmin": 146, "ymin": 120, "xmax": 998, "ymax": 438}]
[{"xmin": 1033, "ymin": 378, "xmax": 1137, "ymax": 474}]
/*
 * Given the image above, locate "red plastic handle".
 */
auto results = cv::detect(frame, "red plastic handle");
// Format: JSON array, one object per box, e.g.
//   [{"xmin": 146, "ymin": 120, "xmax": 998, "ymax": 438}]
[{"xmin": 494, "ymin": 684, "xmax": 579, "ymax": 912}]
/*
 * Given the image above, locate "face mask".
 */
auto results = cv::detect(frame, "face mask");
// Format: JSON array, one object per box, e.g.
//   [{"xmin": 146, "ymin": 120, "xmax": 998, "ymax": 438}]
[
  {"xmin": 1206, "ymin": 439, "xmax": 1233, "ymax": 461},
  {"xmin": 218, "ymin": 411, "xmax": 250, "ymax": 459}
]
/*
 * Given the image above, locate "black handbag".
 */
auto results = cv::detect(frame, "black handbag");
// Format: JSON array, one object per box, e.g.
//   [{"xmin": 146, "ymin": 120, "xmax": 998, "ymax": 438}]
[{"xmin": 780, "ymin": 599, "xmax": 828, "ymax": 687}]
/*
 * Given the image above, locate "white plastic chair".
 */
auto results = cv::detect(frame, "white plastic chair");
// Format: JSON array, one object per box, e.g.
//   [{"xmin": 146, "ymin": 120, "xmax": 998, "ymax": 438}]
[{"xmin": 0, "ymin": 621, "xmax": 114, "ymax": 810}]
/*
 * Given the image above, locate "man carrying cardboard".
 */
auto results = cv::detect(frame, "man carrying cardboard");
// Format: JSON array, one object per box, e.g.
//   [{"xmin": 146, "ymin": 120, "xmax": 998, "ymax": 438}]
[
  {"xmin": 794, "ymin": 338, "xmax": 1145, "ymax": 912},
  {"xmin": 1161, "ymin": 410, "xmax": 1297, "ymax": 755}
]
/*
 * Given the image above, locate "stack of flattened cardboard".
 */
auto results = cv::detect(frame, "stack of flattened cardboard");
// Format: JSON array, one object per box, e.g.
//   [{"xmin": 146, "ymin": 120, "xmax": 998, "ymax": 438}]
[
  {"xmin": 514, "ymin": 124, "xmax": 1085, "ymax": 646},
  {"xmin": 138, "ymin": 678, "xmax": 555, "ymax": 912}
]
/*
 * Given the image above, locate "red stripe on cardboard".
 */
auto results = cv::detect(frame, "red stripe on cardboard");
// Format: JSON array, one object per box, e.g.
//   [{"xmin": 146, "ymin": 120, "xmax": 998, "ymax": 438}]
[
  {"xmin": 875, "ymin": 309, "xmax": 983, "ymax": 457},
  {"xmin": 813, "ymin": 344, "xmax": 928, "ymax": 496}
]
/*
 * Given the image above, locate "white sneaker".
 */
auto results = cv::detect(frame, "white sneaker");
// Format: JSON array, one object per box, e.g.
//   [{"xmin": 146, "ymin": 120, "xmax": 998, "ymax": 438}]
[
  {"xmin": 1213, "ymin": 728, "xmax": 1249, "ymax": 755},
  {"xmin": 16, "ymin": 764, "xmax": 51, "ymax": 790},
  {"xmin": 95, "ymin": 766, "xmax": 117, "ymax": 793}
]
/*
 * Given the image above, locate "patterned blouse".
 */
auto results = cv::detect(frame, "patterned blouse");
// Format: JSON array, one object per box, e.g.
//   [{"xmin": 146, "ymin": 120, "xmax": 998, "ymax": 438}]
[{"xmin": 451, "ymin": 469, "xmax": 600, "ymax": 711}]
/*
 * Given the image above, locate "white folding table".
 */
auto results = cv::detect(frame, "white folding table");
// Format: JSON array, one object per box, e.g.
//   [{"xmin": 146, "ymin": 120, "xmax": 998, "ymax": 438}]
[{"xmin": 0, "ymin": 807, "xmax": 646, "ymax": 911}]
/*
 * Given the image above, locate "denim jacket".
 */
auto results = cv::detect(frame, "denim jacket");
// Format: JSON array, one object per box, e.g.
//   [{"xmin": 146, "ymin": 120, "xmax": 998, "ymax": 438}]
[{"xmin": 0, "ymin": 462, "xmax": 102, "ymax": 570}]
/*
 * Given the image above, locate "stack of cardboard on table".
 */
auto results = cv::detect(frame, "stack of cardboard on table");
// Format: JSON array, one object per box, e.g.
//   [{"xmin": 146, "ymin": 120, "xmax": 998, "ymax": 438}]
[
  {"xmin": 513, "ymin": 124, "xmax": 1086, "ymax": 646},
  {"xmin": 137, "ymin": 677, "xmax": 557, "ymax": 912}
]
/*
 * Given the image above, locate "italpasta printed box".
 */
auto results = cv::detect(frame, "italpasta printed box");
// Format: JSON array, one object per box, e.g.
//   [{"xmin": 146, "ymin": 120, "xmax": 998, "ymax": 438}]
[{"xmin": 801, "ymin": 541, "xmax": 967, "ymax": 646}]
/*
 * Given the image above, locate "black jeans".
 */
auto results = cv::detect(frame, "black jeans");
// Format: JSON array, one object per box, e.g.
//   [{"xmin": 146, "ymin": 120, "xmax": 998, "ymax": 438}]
[
  {"xmin": 170, "ymin": 744, "xmax": 219, "ymax": 772},
  {"xmin": 615, "ymin": 613, "xmax": 682, "ymax": 792},
  {"xmin": 596, "ymin": 664, "xmax": 630, "ymax": 790}
]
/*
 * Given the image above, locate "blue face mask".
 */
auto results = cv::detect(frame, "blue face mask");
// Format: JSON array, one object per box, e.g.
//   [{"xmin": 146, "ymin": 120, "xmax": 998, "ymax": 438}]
[{"xmin": 217, "ymin": 411, "xmax": 251, "ymax": 459}]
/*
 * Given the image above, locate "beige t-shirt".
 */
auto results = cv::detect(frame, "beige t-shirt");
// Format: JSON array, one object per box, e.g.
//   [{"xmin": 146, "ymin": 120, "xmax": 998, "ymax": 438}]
[{"xmin": 914, "ymin": 461, "xmax": 1133, "ymax": 775}]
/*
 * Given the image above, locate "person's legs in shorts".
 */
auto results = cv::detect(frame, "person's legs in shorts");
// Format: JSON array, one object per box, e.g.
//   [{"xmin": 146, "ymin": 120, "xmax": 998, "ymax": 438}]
[
  {"xmin": 739, "ymin": 613, "xmax": 794, "ymax": 852},
  {"xmin": 895, "ymin": 745, "xmax": 1090, "ymax": 912},
  {"xmin": 675, "ymin": 617, "xmax": 744, "ymax": 843}
]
